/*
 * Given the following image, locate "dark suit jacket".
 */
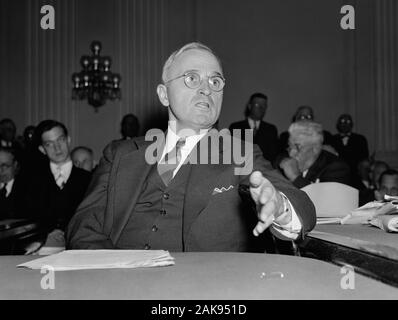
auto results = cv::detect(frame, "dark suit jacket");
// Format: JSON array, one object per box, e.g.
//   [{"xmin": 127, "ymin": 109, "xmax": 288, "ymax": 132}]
[
  {"xmin": 0, "ymin": 176, "xmax": 27, "ymax": 220},
  {"xmin": 292, "ymin": 150, "xmax": 352, "ymax": 189},
  {"xmin": 23, "ymin": 163, "xmax": 91, "ymax": 238},
  {"xmin": 66, "ymin": 130, "xmax": 316, "ymax": 252},
  {"xmin": 331, "ymin": 132, "xmax": 369, "ymax": 174},
  {"xmin": 229, "ymin": 120, "xmax": 279, "ymax": 163}
]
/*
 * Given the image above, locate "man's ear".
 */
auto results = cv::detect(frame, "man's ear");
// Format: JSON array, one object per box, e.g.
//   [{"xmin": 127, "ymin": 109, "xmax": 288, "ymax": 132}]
[
  {"xmin": 38, "ymin": 145, "xmax": 46, "ymax": 155},
  {"xmin": 157, "ymin": 84, "xmax": 169, "ymax": 107}
]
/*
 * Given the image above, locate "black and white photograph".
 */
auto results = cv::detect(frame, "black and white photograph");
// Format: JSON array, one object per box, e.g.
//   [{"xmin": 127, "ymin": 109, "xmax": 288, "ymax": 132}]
[{"xmin": 0, "ymin": 0, "xmax": 397, "ymax": 304}]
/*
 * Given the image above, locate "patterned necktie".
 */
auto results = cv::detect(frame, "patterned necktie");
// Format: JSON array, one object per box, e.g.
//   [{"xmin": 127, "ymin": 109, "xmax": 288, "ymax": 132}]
[
  {"xmin": 55, "ymin": 168, "xmax": 66, "ymax": 189},
  {"xmin": 157, "ymin": 138, "xmax": 186, "ymax": 186}
]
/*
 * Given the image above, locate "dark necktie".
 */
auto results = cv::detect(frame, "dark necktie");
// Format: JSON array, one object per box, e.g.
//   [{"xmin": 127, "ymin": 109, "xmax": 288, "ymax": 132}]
[
  {"xmin": 157, "ymin": 138, "xmax": 186, "ymax": 186},
  {"xmin": 0, "ymin": 183, "xmax": 7, "ymax": 200}
]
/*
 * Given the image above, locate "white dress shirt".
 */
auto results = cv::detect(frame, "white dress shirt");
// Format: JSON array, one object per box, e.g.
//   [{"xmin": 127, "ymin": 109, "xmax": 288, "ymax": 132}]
[
  {"xmin": 162, "ymin": 126, "xmax": 302, "ymax": 239},
  {"xmin": 50, "ymin": 160, "xmax": 73, "ymax": 188},
  {"xmin": 247, "ymin": 118, "xmax": 260, "ymax": 130},
  {"xmin": 0, "ymin": 179, "xmax": 14, "ymax": 197}
]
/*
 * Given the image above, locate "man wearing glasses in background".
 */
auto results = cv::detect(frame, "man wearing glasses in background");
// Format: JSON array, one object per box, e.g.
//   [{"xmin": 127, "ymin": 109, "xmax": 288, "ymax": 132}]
[
  {"xmin": 67, "ymin": 42, "xmax": 315, "ymax": 252},
  {"xmin": 0, "ymin": 147, "xmax": 26, "ymax": 220},
  {"xmin": 279, "ymin": 120, "xmax": 351, "ymax": 188}
]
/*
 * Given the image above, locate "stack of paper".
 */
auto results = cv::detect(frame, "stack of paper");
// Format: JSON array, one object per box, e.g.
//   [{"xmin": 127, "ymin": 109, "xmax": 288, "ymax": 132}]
[
  {"xmin": 17, "ymin": 250, "xmax": 175, "ymax": 271},
  {"xmin": 341, "ymin": 199, "xmax": 398, "ymax": 225},
  {"xmin": 369, "ymin": 215, "xmax": 398, "ymax": 232}
]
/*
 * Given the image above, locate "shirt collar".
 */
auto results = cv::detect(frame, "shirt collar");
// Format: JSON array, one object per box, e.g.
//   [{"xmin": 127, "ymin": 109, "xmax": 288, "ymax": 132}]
[
  {"xmin": 247, "ymin": 117, "xmax": 260, "ymax": 129},
  {"xmin": 1, "ymin": 179, "xmax": 14, "ymax": 197},
  {"xmin": 161, "ymin": 125, "xmax": 209, "ymax": 160},
  {"xmin": 50, "ymin": 160, "xmax": 73, "ymax": 181}
]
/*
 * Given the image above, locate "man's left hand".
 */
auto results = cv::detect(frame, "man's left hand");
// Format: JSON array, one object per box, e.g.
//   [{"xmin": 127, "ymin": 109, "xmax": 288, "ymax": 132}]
[{"xmin": 249, "ymin": 171, "xmax": 292, "ymax": 236}]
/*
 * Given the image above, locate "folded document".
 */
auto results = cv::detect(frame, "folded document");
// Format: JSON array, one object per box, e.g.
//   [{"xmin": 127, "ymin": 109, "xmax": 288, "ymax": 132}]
[{"xmin": 17, "ymin": 250, "xmax": 175, "ymax": 271}]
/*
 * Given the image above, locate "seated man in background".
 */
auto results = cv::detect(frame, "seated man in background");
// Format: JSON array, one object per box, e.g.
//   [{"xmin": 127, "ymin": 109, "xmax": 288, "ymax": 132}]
[
  {"xmin": 278, "ymin": 120, "xmax": 351, "ymax": 188},
  {"xmin": 120, "ymin": 113, "xmax": 140, "ymax": 140},
  {"xmin": 0, "ymin": 147, "xmax": 26, "ymax": 220},
  {"xmin": 0, "ymin": 118, "xmax": 24, "ymax": 161},
  {"xmin": 332, "ymin": 114, "xmax": 369, "ymax": 184},
  {"xmin": 279, "ymin": 106, "xmax": 335, "ymax": 155},
  {"xmin": 23, "ymin": 120, "xmax": 91, "ymax": 254},
  {"xmin": 229, "ymin": 93, "xmax": 279, "ymax": 163},
  {"xmin": 374, "ymin": 169, "xmax": 398, "ymax": 200},
  {"xmin": 71, "ymin": 146, "xmax": 95, "ymax": 172}
]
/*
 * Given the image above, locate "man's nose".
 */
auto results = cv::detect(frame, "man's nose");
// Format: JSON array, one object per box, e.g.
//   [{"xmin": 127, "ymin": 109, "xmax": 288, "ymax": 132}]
[
  {"xmin": 54, "ymin": 143, "xmax": 62, "ymax": 152},
  {"xmin": 198, "ymin": 79, "xmax": 211, "ymax": 96}
]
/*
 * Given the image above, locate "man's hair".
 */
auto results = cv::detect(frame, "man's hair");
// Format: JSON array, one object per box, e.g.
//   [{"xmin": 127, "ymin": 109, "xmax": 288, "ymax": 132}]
[
  {"xmin": 0, "ymin": 118, "xmax": 16, "ymax": 129},
  {"xmin": 249, "ymin": 92, "xmax": 268, "ymax": 103},
  {"xmin": 288, "ymin": 120, "xmax": 324, "ymax": 146},
  {"xmin": 161, "ymin": 42, "xmax": 222, "ymax": 83},
  {"xmin": 378, "ymin": 169, "xmax": 398, "ymax": 187},
  {"xmin": 244, "ymin": 92, "xmax": 268, "ymax": 117},
  {"xmin": 0, "ymin": 146, "xmax": 18, "ymax": 163},
  {"xmin": 35, "ymin": 120, "xmax": 68, "ymax": 144},
  {"xmin": 292, "ymin": 105, "xmax": 314, "ymax": 122},
  {"xmin": 71, "ymin": 146, "xmax": 93, "ymax": 157}
]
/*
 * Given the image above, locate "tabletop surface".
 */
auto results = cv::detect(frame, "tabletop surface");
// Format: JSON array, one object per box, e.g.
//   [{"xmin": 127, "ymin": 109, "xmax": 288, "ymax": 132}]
[
  {"xmin": 1, "ymin": 252, "xmax": 397, "ymax": 300},
  {"xmin": 314, "ymin": 224, "xmax": 398, "ymax": 248},
  {"xmin": 311, "ymin": 224, "xmax": 398, "ymax": 260}
]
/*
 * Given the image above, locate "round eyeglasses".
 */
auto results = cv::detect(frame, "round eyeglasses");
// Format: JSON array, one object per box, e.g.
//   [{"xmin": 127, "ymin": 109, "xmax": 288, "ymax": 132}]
[{"xmin": 165, "ymin": 71, "xmax": 226, "ymax": 92}]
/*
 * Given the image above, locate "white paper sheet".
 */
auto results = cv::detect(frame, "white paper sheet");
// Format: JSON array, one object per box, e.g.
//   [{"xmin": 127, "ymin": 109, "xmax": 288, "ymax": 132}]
[{"xmin": 17, "ymin": 250, "xmax": 175, "ymax": 271}]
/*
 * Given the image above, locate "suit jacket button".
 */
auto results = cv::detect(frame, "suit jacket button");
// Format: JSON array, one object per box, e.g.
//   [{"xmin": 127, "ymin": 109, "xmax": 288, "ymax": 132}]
[
  {"xmin": 144, "ymin": 244, "xmax": 151, "ymax": 250},
  {"xmin": 163, "ymin": 193, "xmax": 169, "ymax": 200},
  {"xmin": 152, "ymin": 225, "xmax": 158, "ymax": 232}
]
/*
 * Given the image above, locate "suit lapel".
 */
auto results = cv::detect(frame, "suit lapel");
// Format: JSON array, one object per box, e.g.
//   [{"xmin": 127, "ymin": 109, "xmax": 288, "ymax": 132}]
[
  {"xmin": 110, "ymin": 138, "xmax": 161, "ymax": 241},
  {"xmin": 305, "ymin": 151, "xmax": 326, "ymax": 182},
  {"xmin": 182, "ymin": 129, "xmax": 229, "ymax": 240}
]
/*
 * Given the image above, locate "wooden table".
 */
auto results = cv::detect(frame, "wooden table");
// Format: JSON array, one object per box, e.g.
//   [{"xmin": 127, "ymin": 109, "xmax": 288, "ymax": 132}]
[
  {"xmin": 1, "ymin": 252, "xmax": 397, "ymax": 299},
  {"xmin": 299, "ymin": 224, "xmax": 398, "ymax": 287}
]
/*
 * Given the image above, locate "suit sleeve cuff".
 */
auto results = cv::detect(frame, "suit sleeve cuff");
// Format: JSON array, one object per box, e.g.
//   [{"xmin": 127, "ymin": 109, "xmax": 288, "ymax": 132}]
[{"xmin": 271, "ymin": 192, "xmax": 302, "ymax": 240}]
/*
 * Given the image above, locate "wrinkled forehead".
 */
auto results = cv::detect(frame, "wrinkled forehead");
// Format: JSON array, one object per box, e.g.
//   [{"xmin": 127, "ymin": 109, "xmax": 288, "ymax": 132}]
[
  {"xmin": 167, "ymin": 49, "xmax": 223, "ymax": 79},
  {"xmin": 42, "ymin": 126, "xmax": 66, "ymax": 142}
]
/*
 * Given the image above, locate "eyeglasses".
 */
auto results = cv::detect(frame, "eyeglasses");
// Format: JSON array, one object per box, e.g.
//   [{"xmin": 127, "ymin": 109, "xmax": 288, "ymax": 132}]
[
  {"xmin": 0, "ymin": 163, "xmax": 13, "ymax": 170},
  {"xmin": 297, "ymin": 115, "xmax": 313, "ymax": 120},
  {"xmin": 165, "ymin": 71, "xmax": 226, "ymax": 92}
]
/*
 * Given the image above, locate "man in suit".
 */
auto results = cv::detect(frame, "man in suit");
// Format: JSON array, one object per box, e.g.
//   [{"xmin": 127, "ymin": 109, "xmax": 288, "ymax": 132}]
[
  {"xmin": 120, "ymin": 113, "xmax": 140, "ymax": 140},
  {"xmin": 332, "ymin": 114, "xmax": 369, "ymax": 182},
  {"xmin": 229, "ymin": 93, "xmax": 279, "ymax": 163},
  {"xmin": 0, "ymin": 119, "xmax": 24, "ymax": 162},
  {"xmin": 23, "ymin": 120, "xmax": 91, "ymax": 254},
  {"xmin": 279, "ymin": 120, "xmax": 351, "ymax": 188},
  {"xmin": 0, "ymin": 147, "xmax": 26, "ymax": 220},
  {"xmin": 67, "ymin": 42, "xmax": 315, "ymax": 252},
  {"xmin": 279, "ymin": 106, "xmax": 336, "ymax": 155}
]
